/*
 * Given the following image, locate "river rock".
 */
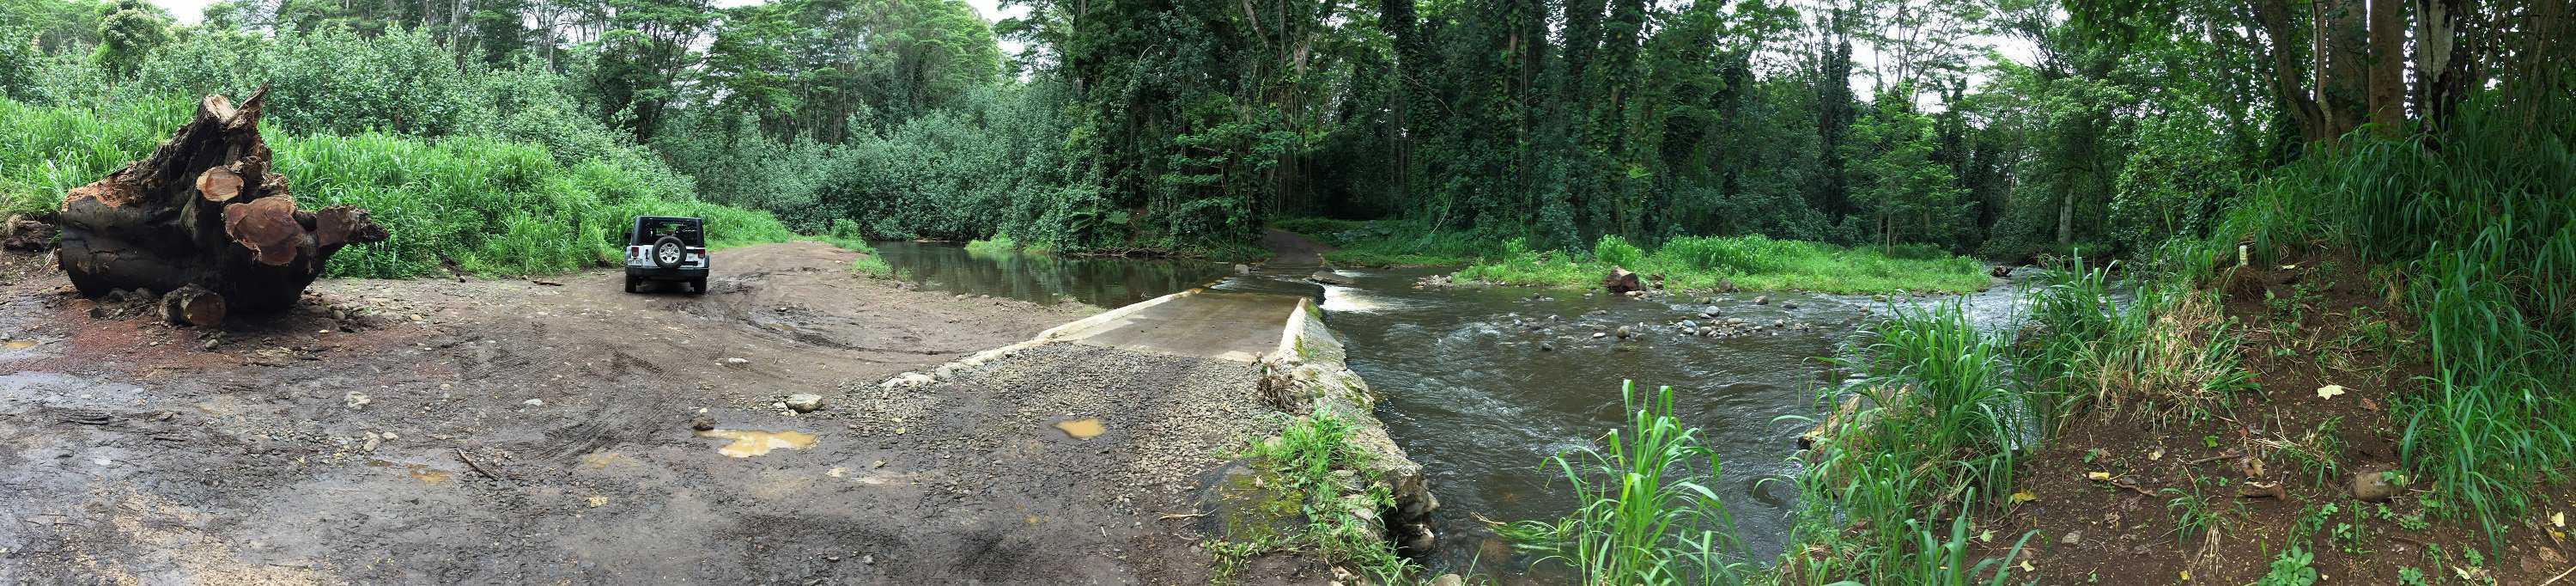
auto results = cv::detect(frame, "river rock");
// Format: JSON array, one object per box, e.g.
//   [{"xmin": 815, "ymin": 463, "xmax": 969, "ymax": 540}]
[
  {"xmin": 1753, "ymin": 295, "xmax": 1770, "ymax": 305},
  {"xmin": 783, "ymin": 394, "xmax": 825, "ymax": 412},
  {"xmin": 2352, "ymin": 468, "xmax": 2407, "ymax": 501},
  {"xmin": 1309, "ymin": 270, "xmax": 1357, "ymax": 286},
  {"xmin": 1678, "ymin": 320, "xmax": 1698, "ymax": 329},
  {"xmin": 1591, "ymin": 332, "xmax": 1607, "ymax": 339},
  {"xmin": 1233, "ymin": 264, "xmax": 1253, "ymax": 275},
  {"xmin": 1538, "ymin": 341, "xmax": 1555, "ymax": 351},
  {"xmin": 1613, "ymin": 326, "xmax": 1634, "ymax": 339},
  {"xmin": 1601, "ymin": 266, "xmax": 1642, "ymax": 293},
  {"xmin": 1783, "ymin": 301, "xmax": 1800, "ymax": 309},
  {"xmin": 1727, "ymin": 317, "xmax": 1747, "ymax": 326},
  {"xmin": 1431, "ymin": 574, "xmax": 1464, "ymax": 586}
]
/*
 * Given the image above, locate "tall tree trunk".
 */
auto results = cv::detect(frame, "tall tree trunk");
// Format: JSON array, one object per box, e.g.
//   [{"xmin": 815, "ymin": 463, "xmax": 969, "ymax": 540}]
[
  {"xmin": 2251, "ymin": 0, "xmax": 2328, "ymax": 142},
  {"xmin": 2318, "ymin": 0, "xmax": 2370, "ymax": 137},
  {"xmin": 2366, "ymin": 0, "xmax": 2407, "ymax": 131},
  {"xmin": 2412, "ymin": 0, "xmax": 2471, "ymax": 128}
]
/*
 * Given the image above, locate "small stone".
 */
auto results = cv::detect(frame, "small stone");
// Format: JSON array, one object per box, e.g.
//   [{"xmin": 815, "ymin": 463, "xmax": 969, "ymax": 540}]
[
  {"xmin": 2352, "ymin": 468, "xmax": 2406, "ymax": 501},
  {"xmin": 1537, "ymin": 341, "xmax": 1555, "ymax": 351},
  {"xmin": 2059, "ymin": 530, "xmax": 2081, "ymax": 545},
  {"xmin": 1431, "ymin": 574, "xmax": 1465, "ymax": 586},
  {"xmin": 523, "ymin": 399, "xmax": 544, "ymax": 407},
  {"xmin": 690, "ymin": 414, "xmax": 717, "ymax": 431},
  {"xmin": 1753, "ymin": 295, "xmax": 1770, "ymax": 305},
  {"xmin": 1783, "ymin": 301, "xmax": 1800, "ymax": 309},
  {"xmin": 343, "ymin": 392, "xmax": 371, "ymax": 409},
  {"xmin": 724, "ymin": 357, "xmax": 751, "ymax": 366},
  {"xmin": 783, "ymin": 394, "xmax": 825, "ymax": 413}
]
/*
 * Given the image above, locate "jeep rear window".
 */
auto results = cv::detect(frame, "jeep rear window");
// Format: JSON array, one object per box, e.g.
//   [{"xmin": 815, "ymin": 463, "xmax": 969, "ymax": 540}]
[{"xmin": 632, "ymin": 218, "xmax": 705, "ymax": 247}]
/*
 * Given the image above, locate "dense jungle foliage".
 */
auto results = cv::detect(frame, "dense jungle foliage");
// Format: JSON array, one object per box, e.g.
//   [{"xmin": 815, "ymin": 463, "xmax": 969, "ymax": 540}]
[
  {"xmin": 3, "ymin": 0, "xmax": 2572, "ymax": 582},
  {"xmin": 16, "ymin": 0, "xmax": 2549, "ymax": 261}
]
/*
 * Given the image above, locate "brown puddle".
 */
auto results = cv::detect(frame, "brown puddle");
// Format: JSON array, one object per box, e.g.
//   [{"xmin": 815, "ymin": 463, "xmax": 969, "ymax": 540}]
[
  {"xmin": 578, "ymin": 452, "xmax": 627, "ymax": 469},
  {"xmin": 365, "ymin": 460, "xmax": 454, "ymax": 484},
  {"xmin": 3, "ymin": 340, "xmax": 37, "ymax": 350},
  {"xmin": 697, "ymin": 429, "xmax": 817, "ymax": 457},
  {"xmin": 1053, "ymin": 418, "xmax": 1105, "ymax": 440}
]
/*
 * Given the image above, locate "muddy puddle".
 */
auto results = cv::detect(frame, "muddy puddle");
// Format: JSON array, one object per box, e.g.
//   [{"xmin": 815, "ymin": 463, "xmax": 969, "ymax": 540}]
[
  {"xmin": 696, "ymin": 429, "xmax": 818, "ymax": 457},
  {"xmin": 365, "ymin": 459, "xmax": 455, "ymax": 484},
  {"xmin": 1054, "ymin": 418, "xmax": 1106, "ymax": 439}
]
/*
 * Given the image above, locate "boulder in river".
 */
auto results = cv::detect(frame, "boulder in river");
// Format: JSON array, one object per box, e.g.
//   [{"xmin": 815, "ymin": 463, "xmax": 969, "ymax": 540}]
[
  {"xmin": 1309, "ymin": 270, "xmax": 1358, "ymax": 286},
  {"xmin": 1601, "ymin": 267, "xmax": 1642, "ymax": 294}
]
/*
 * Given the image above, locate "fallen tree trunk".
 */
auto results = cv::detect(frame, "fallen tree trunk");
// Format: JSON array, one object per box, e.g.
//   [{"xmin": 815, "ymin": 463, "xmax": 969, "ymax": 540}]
[{"xmin": 55, "ymin": 89, "xmax": 387, "ymax": 316}]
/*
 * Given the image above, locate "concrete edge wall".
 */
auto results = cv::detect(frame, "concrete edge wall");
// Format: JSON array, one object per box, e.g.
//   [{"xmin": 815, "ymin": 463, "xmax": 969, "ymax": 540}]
[
  {"xmin": 1258, "ymin": 296, "xmax": 1441, "ymax": 552},
  {"xmin": 870, "ymin": 289, "xmax": 1199, "ymax": 390}
]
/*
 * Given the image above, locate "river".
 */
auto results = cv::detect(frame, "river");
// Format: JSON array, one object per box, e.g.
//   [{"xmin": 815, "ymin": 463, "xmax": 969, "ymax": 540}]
[{"xmin": 867, "ymin": 241, "xmax": 2027, "ymax": 577}]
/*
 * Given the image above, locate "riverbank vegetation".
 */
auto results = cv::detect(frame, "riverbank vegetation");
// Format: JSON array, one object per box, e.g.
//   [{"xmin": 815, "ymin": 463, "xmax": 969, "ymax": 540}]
[
  {"xmin": 1523, "ymin": 93, "xmax": 2576, "ymax": 586},
  {"xmin": 1275, "ymin": 217, "xmax": 1990, "ymax": 293}
]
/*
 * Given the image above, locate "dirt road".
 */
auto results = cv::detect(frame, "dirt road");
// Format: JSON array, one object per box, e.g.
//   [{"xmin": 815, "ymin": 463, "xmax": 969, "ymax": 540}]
[{"xmin": 0, "ymin": 241, "xmax": 1306, "ymax": 583}]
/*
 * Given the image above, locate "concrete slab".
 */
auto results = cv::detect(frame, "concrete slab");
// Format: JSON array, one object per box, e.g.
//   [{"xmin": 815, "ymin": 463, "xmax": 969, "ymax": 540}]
[{"xmin": 1053, "ymin": 290, "xmax": 1305, "ymax": 362}]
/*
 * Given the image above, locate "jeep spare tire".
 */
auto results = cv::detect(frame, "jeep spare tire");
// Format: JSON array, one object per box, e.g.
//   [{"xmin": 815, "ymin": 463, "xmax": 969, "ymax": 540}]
[{"xmin": 653, "ymin": 236, "xmax": 687, "ymax": 269}]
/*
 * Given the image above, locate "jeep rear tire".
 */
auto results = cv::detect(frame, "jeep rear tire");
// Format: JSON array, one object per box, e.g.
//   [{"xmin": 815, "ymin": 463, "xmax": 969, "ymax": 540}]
[
  {"xmin": 624, "ymin": 275, "xmax": 640, "ymax": 293},
  {"xmin": 690, "ymin": 277, "xmax": 708, "ymax": 295},
  {"xmin": 652, "ymin": 236, "xmax": 686, "ymax": 269}
]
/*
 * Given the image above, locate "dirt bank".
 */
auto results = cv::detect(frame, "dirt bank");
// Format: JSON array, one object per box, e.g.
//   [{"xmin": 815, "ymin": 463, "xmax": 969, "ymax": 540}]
[{"xmin": 0, "ymin": 241, "xmax": 1360, "ymax": 583}]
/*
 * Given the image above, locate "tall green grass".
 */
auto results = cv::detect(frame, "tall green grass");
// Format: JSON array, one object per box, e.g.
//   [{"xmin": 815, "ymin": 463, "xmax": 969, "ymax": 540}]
[
  {"xmin": 0, "ymin": 97, "xmax": 802, "ymax": 278},
  {"xmin": 1273, "ymin": 217, "xmax": 1992, "ymax": 294},
  {"xmin": 1778, "ymin": 300, "xmax": 2033, "ymax": 582},
  {"xmin": 2205, "ymin": 95, "xmax": 2575, "ymax": 543},
  {"xmin": 1457, "ymin": 234, "xmax": 1991, "ymax": 294},
  {"xmin": 1505, "ymin": 382, "xmax": 1747, "ymax": 584}
]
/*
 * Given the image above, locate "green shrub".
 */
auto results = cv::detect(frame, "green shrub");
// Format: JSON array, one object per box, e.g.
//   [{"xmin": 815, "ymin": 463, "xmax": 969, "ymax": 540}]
[
  {"xmin": 1592, "ymin": 235, "xmax": 1645, "ymax": 267},
  {"xmin": 0, "ymin": 97, "xmax": 799, "ymax": 278}
]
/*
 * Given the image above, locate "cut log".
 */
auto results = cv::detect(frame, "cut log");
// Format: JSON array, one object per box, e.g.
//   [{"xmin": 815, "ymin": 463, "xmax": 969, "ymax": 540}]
[
  {"xmin": 54, "ymin": 88, "xmax": 388, "ymax": 314},
  {"xmin": 1601, "ymin": 266, "xmax": 1641, "ymax": 294},
  {"xmin": 160, "ymin": 284, "xmax": 226, "ymax": 327}
]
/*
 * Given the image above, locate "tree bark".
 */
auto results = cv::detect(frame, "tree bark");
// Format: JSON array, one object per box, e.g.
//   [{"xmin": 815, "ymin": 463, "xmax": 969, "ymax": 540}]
[
  {"xmin": 2366, "ymin": 0, "xmax": 2408, "ymax": 131},
  {"xmin": 55, "ymin": 89, "xmax": 389, "ymax": 315},
  {"xmin": 160, "ymin": 284, "xmax": 225, "ymax": 327}
]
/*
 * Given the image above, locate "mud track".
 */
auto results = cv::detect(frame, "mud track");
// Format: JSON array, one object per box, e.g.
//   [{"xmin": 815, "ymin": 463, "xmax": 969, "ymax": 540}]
[{"xmin": 0, "ymin": 241, "xmax": 1297, "ymax": 583}]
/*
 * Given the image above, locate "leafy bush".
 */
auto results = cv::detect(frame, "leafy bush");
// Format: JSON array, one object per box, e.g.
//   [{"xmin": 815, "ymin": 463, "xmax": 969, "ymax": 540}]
[
  {"xmin": 1592, "ymin": 235, "xmax": 1645, "ymax": 267},
  {"xmin": 0, "ymin": 97, "xmax": 798, "ymax": 278}
]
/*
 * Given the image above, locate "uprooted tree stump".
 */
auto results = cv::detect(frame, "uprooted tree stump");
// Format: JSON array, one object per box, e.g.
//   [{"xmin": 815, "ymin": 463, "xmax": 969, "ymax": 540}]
[{"xmin": 55, "ymin": 88, "xmax": 388, "ymax": 322}]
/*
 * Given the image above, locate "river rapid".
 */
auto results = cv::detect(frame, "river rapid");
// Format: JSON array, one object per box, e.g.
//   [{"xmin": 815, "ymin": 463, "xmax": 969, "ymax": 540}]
[{"xmin": 869, "ymin": 242, "xmax": 2027, "ymax": 577}]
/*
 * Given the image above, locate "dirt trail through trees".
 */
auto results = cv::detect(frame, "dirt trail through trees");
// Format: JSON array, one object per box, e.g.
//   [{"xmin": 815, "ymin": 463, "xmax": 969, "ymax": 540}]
[{"xmin": 0, "ymin": 241, "xmax": 1295, "ymax": 583}]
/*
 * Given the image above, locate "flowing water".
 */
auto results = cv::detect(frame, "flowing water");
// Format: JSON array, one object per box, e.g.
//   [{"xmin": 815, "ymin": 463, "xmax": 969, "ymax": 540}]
[
  {"xmin": 868, "ymin": 242, "xmax": 2027, "ymax": 575},
  {"xmin": 866, "ymin": 241, "xmax": 1238, "ymax": 308}
]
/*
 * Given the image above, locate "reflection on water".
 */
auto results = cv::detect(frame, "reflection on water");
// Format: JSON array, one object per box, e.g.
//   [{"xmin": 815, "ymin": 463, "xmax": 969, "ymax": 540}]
[{"xmin": 867, "ymin": 241, "xmax": 1239, "ymax": 308}]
